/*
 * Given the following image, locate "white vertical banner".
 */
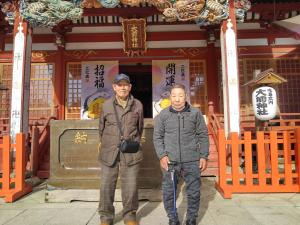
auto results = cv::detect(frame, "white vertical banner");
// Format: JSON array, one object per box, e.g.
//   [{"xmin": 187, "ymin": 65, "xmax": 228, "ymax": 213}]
[
  {"xmin": 221, "ymin": 19, "xmax": 240, "ymax": 136},
  {"xmin": 220, "ymin": 30, "xmax": 228, "ymax": 137},
  {"xmin": 10, "ymin": 21, "xmax": 32, "ymax": 142},
  {"xmin": 152, "ymin": 60, "xmax": 190, "ymax": 117},
  {"xmin": 81, "ymin": 61, "xmax": 118, "ymax": 119}
]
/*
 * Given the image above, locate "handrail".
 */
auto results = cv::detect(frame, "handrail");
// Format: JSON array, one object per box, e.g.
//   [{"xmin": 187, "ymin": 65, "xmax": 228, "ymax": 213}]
[
  {"xmin": 207, "ymin": 102, "xmax": 224, "ymax": 148},
  {"xmin": 38, "ymin": 116, "xmax": 56, "ymax": 145},
  {"xmin": 279, "ymin": 113, "xmax": 300, "ymax": 118},
  {"xmin": 30, "ymin": 115, "xmax": 57, "ymax": 177}
]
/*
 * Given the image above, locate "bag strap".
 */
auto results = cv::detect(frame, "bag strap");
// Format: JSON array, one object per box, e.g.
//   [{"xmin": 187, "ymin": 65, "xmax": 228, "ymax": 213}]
[{"xmin": 113, "ymin": 103, "xmax": 124, "ymax": 140}]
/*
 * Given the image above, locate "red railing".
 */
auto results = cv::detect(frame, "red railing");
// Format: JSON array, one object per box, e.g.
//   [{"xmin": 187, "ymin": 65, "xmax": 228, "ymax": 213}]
[
  {"xmin": 216, "ymin": 128, "xmax": 300, "ymax": 198},
  {"xmin": 0, "ymin": 133, "xmax": 32, "ymax": 202}
]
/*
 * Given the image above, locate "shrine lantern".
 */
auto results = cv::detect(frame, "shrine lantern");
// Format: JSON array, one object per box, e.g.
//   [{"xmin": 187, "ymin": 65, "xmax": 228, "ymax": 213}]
[
  {"xmin": 244, "ymin": 68, "xmax": 287, "ymax": 121},
  {"xmin": 252, "ymin": 86, "xmax": 277, "ymax": 121}
]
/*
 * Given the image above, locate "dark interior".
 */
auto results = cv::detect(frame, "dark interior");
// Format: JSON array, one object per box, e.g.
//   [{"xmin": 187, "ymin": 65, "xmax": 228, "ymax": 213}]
[{"xmin": 119, "ymin": 64, "xmax": 152, "ymax": 118}]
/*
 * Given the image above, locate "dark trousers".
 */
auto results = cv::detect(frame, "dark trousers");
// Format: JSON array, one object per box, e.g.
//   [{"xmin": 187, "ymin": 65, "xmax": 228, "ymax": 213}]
[
  {"xmin": 162, "ymin": 161, "xmax": 201, "ymax": 222},
  {"xmin": 98, "ymin": 155, "xmax": 140, "ymax": 224}
]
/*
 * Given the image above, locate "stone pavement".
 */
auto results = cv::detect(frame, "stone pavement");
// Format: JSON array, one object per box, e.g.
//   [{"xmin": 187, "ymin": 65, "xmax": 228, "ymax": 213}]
[{"xmin": 1, "ymin": 177, "xmax": 300, "ymax": 225}]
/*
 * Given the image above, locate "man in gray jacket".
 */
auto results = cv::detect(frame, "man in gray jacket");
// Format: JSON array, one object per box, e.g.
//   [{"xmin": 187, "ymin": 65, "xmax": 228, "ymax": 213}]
[{"xmin": 153, "ymin": 84, "xmax": 209, "ymax": 225}]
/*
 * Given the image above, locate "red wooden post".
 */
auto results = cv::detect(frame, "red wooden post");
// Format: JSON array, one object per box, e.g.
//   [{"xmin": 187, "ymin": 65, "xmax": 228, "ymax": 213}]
[
  {"xmin": 295, "ymin": 128, "xmax": 300, "ymax": 189},
  {"xmin": 54, "ymin": 47, "xmax": 65, "ymax": 119},
  {"xmin": 1, "ymin": 136, "xmax": 11, "ymax": 195},
  {"xmin": 283, "ymin": 131, "xmax": 292, "ymax": 187},
  {"xmin": 4, "ymin": 133, "xmax": 32, "ymax": 202},
  {"xmin": 231, "ymin": 132, "xmax": 240, "ymax": 187},
  {"xmin": 270, "ymin": 131, "xmax": 279, "ymax": 187},
  {"xmin": 216, "ymin": 129, "xmax": 232, "ymax": 198},
  {"xmin": 15, "ymin": 133, "xmax": 25, "ymax": 191},
  {"xmin": 206, "ymin": 40, "xmax": 219, "ymax": 112},
  {"xmin": 257, "ymin": 131, "xmax": 266, "ymax": 187},
  {"xmin": 244, "ymin": 132, "xmax": 253, "ymax": 186}
]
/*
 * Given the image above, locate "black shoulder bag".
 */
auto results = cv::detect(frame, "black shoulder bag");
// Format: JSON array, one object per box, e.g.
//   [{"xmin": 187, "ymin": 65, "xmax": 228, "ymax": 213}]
[{"xmin": 113, "ymin": 103, "xmax": 140, "ymax": 153}]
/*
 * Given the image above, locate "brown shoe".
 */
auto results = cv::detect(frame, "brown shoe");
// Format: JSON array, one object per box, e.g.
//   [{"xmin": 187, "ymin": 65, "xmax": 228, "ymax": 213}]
[
  {"xmin": 100, "ymin": 222, "xmax": 111, "ymax": 225},
  {"xmin": 125, "ymin": 221, "xmax": 138, "ymax": 225}
]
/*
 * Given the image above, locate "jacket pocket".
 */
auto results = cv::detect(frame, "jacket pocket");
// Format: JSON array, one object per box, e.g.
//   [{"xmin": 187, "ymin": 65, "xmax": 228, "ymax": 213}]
[
  {"xmin": 106, "ymin": 113, "xmax": 118, "ymax": 125},
  {"xmin": 127, "ymin": 112, "xmax": 139, "ymax": 125},
  {"xmin": 184, "ymin": 117, "xmax": 196, "ymax": 131}
]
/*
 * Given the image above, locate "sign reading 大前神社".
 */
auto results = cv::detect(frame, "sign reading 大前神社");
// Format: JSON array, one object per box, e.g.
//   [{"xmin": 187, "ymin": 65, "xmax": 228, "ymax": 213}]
[{"xmin": 252, "ymin": 86, "xmax": 277, "ymax": 121}]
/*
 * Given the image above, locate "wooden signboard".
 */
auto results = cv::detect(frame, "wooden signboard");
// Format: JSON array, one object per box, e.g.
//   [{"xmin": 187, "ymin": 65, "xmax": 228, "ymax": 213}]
[{"xmin": 122, "ymin": 18, "xmax": 147, "ymax": 57}]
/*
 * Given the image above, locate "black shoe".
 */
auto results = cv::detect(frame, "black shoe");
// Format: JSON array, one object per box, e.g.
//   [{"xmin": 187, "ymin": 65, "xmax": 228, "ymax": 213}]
[
  {"xmin": 186, "ymin": 219, "xmax": 196, "ymax": 225},
  {"xmin": 169, "ymin": 220, "xmax": 180, "ymax": 225}
]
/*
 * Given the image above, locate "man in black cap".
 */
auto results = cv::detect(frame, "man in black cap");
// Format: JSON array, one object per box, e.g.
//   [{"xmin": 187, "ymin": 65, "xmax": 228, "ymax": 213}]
[{"xmin": 98, "ymin": 73, "xmax": 144, "ymax": 225}]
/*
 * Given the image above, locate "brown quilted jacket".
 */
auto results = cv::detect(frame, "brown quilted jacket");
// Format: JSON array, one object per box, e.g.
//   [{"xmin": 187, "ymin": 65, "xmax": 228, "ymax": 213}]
[{"xmin": 98, "ymin": 95, "xmax": 144, "ymax": 166}]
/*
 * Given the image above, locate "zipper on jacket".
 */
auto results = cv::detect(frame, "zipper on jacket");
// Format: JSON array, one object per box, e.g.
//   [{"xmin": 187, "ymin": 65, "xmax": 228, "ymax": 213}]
[
  {"xmin": 178, "ymin": 113, "xmax": 182, "ymax": 163},
  {"xmin": 182, "ymin": 115, "xmax": 184, "ymax": 128}
]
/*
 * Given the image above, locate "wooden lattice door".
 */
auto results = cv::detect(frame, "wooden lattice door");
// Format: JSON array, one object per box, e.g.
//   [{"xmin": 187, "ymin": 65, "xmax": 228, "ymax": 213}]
[
  {"xmin": 0, "ymin": 63, "xmax": 54, "ymax": 138},
  {"xmin": 29, "ymin": 63, "xmax": 54, "ymax": 125},
  {"xmin": 0, "ymin": 64, "xmax": 12, "ymax": 138},
  {"xmin": 190, "ymin": 60, "xmax": 207, "ymax": 114}
]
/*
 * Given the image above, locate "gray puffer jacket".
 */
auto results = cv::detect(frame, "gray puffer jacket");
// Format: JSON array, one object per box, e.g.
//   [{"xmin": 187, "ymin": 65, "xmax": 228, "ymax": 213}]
[{"xmin": 153, "ymin": 103, "xmax": 209, "ymax": 163}]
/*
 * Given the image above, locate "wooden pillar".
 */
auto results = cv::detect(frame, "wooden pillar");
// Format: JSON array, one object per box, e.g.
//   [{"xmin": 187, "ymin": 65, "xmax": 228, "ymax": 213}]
[
  {"xmin": 52, "ymin": 22, "xmax": 72, "ymax": 120},
  {"xmin": 220, "ymin": 0, "xmax": 240, "ymax": 137},
  {"xmin": 206, "ymin": 40, "xmax": 219, "ymax": 112},
  {"xmin": 10, "ymin": 11, "xmax": 32, "ymax": 141},
  {"xmin": 53, "ymin": 46, "xmax": 65, "ymax": 119},
  {"xmin": 0, "ymin": 33, "xmax": 5, "ymax": 52}
]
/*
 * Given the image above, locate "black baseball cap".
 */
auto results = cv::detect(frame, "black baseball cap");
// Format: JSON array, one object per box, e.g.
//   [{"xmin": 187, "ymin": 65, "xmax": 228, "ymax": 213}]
[{"xmin": 113, "ymin": 73, "xmax": 130, "ymax": 84}]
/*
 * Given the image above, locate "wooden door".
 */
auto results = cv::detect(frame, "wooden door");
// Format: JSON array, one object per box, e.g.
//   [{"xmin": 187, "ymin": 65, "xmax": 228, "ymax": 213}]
[{"xmin": 190, "ymin": 60, "xmax": 207, "ymax": 114}]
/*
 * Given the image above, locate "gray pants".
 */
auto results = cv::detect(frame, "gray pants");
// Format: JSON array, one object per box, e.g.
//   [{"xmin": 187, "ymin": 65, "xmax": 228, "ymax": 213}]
[
  {"xmin": 98, "ymin": 155, "xmax": 140, "ymax": 224},
  {"xmin": 162, "ymin": 161, "xmax": 201, "ymax": 222}
]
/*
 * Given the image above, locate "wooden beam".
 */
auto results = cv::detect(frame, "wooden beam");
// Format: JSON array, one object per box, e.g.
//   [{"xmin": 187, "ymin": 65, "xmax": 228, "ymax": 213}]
[
  {"xmin": 83, "ymin": 6, "xmax": 160, "ymax": 18},
  {"xmin": 250, "ymin": 3, "xmax": 300, "ymax": 12},
  {"xmin": 63, "ymin": 31, "xmax": 206, "ymax": 42}
]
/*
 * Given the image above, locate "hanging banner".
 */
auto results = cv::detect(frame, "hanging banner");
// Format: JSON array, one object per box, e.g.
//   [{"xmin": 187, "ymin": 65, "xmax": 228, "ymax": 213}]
[
  {"xmin": 152, "ymin": 60, "xmax": 190, "ymax": 117},
  {"xmin": 81, "ymin": 61, "xmax": 118, "ymax": 119},
  {"xmin": 10, "ymin": 20, "xmax": 32, "ymax": 142},
  {"xmin": 252, "ymin": 86, "xmax": 277, "ymax": 121}
]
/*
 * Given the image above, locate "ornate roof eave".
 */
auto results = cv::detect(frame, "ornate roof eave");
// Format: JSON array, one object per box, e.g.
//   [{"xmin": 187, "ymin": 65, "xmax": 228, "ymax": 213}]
[
  {"xmin": 0, "ymin": 0, "xmax": 252, "ymax": 28},
  {"xmin": 83, "ymin": 5, "xmax": 160, "ymax": 18},
  {"xmin": 0, "ymin": 0, "xmax": 16, "ymax": 26}
]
